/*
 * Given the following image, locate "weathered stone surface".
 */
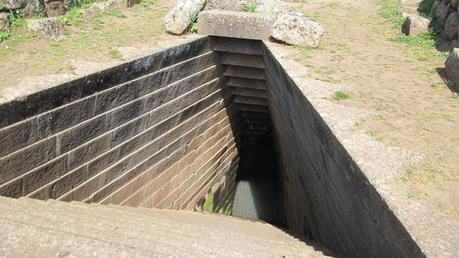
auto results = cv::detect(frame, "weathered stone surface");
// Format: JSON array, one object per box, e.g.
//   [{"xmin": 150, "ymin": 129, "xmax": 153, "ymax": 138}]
[
  {"xmin": 430, "ymin": 0, "xmax": 440, "ymax": 17},
  {"xmin": 0, "ymin": 137, "xmax": 56, "ymax": 185},
  {"xmin": 445, "ymin": 48, "xmax": 459, "ymax": 90},
  {"xmin": 27, "ymin": 17, "xmax": 63, "ymax": 40},
  {"xmin": 23, "ymin": 0, "xmax": 46, "ymax": 18},
  {"xmin": 22, "ymin": 156, "xmax": 68, "ymax": 195},
  {"xmin": 444, "ymin": 12, "xmax": 459, "ymax": 39},
  {"xmin": 401, "ymin": 13, "xmax": 430, "ymax": 36},
  {"xmin": 198, "ymin": 10, "xmax": 273, "ymax": 40},
  {"xmin": 452, "ymin": 39, "xmax": 459, "ymax": 48},
  {"xmin": 164, "ymin": 0, "xmax": 206, "ymax": 35},
  {"xmin": 0, "ymin": 12, "xmax": 9, "ymax": 31},
  {"xmin": 255, "ymin": 0, "xmax": 289, "ymax": 17},
  {"xmin": 0, "ymin": 118, "xmax": 37, "ymax": 158},
  {"xmin": 205, "ymin": 0, "xmax": 255, "ymax": 11},
  {"xmin": 45, "ymin": 0, "xmax": 65, "ymax": 17},
  {"xmin": 37, "ymin": 96, "xmax": 96, "ymax": 139},
  {"xmin": 435, "ymin": 1, "xmax": 450, "ymax": 25},
  {"xmin": 451, "ymin": 0, "xmax": 459, "ymax": 9},
  {"xmin": 1, "ymin": 0, "xmax": 26, "ymax": 9},
  {"xmin": 271, "ymin": 12, "xmax": 325, "ymax": 48},
  {"xmin": 126, "ymin": 0, "xmax": 139, "ymax": 7}
]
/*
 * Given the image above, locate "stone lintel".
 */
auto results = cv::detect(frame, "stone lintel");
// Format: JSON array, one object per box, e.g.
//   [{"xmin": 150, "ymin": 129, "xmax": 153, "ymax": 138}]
[{"xmin": 198, "ymin": 10, "xmax": 273, "ymax": 40}]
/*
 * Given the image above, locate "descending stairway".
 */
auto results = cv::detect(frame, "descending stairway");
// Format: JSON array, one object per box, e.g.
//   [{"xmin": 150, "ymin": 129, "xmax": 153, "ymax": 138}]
[{"xmin": 0, "ymin": 197, "xmax": 333, "ymax": 257}]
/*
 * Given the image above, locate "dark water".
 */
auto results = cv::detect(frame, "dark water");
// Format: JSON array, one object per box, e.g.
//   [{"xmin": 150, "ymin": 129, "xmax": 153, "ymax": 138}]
[{"xmin": 232, "ymin": 135, "xmax": 283, "ymax": 225}]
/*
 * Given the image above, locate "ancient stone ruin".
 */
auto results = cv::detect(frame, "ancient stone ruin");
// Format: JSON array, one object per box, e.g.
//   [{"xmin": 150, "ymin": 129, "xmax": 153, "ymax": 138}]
[{"xmin": 0, "ymin": 0, "xmax": 458, "ymax": 257}]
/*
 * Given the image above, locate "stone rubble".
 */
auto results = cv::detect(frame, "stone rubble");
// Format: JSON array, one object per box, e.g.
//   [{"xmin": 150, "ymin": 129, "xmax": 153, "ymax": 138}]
[
  {"xmin": 27, "ymin": 17, "xmax": 63, "ymax": 40},
  {"xmin": 401, "ymin": 12, "xmax": 430, "ymax": 36},
  {"xmin": 164, "ymin": 0, "xmax": 207, "ymax": 35},
  {"xmin": 167, "ymin": 0, "xmax": 324, "ymax": 48},
  {"xmin": 271, "ymin": 12, "xmax": 324, "ymax": 48}
]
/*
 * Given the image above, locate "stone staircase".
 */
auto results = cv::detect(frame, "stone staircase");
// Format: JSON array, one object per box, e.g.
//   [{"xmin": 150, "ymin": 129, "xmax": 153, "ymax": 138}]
[{"xmin": 0, "ymin": 196, "xmax": 333, "ymax": 257}]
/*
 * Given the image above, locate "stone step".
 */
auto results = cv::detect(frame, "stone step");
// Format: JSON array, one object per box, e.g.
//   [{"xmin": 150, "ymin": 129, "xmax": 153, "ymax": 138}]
[
  {"xmin": 211, "ymin": 36, "xmax": 263, "ymax": 55},
  {"xmin": 227, "ymin": 77, "xmax": 267, "ymax": 90},
  {"xmin": 233, "ymin": 96, "xmax": 269, "ymax": 106},
  {"xmin": 221, "ymin": 53, "xmax": 265, "ymax": 68},
  {"xmin": 9, "ymin": 197, "xmax": 327, "ymax": 256},
  {"xmin": 224, "ymin": 66, "xmax": 265, "ymax": 80},
  {"xmin": 237, "ymin": 104, "xmax": 270, "ymax": 113},
  {"xmin": 0, "ymin": 197, "xmax": 333, "ymax": 257},
  {"xmin": 230, "ymin": 87, "xmax": 268, "ymax": 99}
]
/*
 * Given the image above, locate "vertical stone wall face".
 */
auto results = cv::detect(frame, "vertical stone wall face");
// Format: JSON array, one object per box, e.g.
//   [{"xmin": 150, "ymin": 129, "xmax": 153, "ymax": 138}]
[
  {"xmin": 0, "ymin": 37, "xmax": 240, "ymax": 210},
  {"xmin": 261, "ymin": 44, "xmax": 424, "ymax": 258}
]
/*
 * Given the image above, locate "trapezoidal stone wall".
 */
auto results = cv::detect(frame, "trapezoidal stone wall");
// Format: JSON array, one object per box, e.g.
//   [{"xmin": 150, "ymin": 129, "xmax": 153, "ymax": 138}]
[{"xmin": 0, "ymin": 37, "xmax": 240, "ymax": 210}]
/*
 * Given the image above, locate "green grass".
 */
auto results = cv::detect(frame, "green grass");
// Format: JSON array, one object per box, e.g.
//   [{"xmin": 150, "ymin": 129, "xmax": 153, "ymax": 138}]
[
  {"xmin": 9, "ymin": 10, "xmax": 27, "ymax": 28},
  {"xmin": 392, "ymin": 32, "xmax": 436, "ymax": 48},
  {"xmin": 242, "ymin": 4, "xmax": 257, "ymax": 13},
  {"xmin": 109, "ymin": 49, "xmax": 121, "ymax": 59},
  {"xmin": 431, "ymin": 81, "xmax": 447, "ymax": 90},
  {"xmin": 109, "ymin": 8, "xmax": 126, "ymax": 18},
  {"xmin": 377, "ymin": 0, "xmax": 404, "ymax": 28},
  {"xmin": 0, "ymin": 30, "xmax": 11, "ymax": 42},
  {"xmin": 202, "ymin": 194, "xmax": 214, "ymax": 213},
  {"xmin": 407, "ymin": 191, "xmax": 417, "ymax": 198},
  {"xmin": 334, "ymin": 91, "xmax": 351, "ymax": 100}
]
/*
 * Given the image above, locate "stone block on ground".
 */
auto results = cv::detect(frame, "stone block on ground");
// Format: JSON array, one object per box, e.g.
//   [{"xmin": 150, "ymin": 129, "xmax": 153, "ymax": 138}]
[
  {"xmin": 445, "ymin": 48, "xmax": 459, "ymax": 91},
  {"xmin": 23, "ymin": 0, "xmax": 46, "ymax": 18},
  {"xmin": 271, "ymin": 12, "xmax": 324, "ymax": 48},
  {"xmin": 45, "ymin": 0, "xmax": 66, "ymax": 17},
  {"xmin": 198, "ymin": 10, "xmax": 273, "ymax": 40},
  {"xmin": 164, "ymin": 0, "xmax": 206, "ymax": 35},
  {"xmin": 401, "ymin": 13, "xmax": 430, "ymax": 36},
  {"xmin": 0, "ymin": 12, "xmax": 9, "ymax": 31},
  {"xmin": 27, "ymin": 17, "xmax": 63, "ymax": 40},
  {"xmin": 1, "ymin": 0, "xmax": 27, "ymax": 10}
]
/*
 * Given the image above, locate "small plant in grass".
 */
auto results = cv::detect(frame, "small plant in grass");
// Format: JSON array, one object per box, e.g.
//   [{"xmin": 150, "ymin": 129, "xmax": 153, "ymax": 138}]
[
  {"xmin": 454, "ymin": 205, "xmax": 459, "ymax": 216},
  {"xmin": 407, "ymin": 191, "xmax": 417, "ymax": 199},
  {"xmin": 190, "ymin": 14, "xmax": 198, "ymax": 33},
  {"xmin": 334, "ymin": 91, "xmax": 351, "ymax": 100},
  {"xmin": 431, "ymin": 82, "xmax": 446, "ymax": 89},
  {"xmin": 242, "ymin": 3, "xmax": 257, "ymax": 13},
  {"xmin": 392, "ymin": 32, "xmax": 436, "ymax": 49},
  {"xmin": 9, "ymin": 10, "xmax": 27, "ymax": 28},
  {"xmin": 377, "ymin": 0, "xmax": 404, "ymax": 28},
  {"xmin": 140, "ymin": 0, "xmax": 157, "ymax": 6},
  {"xmin": 0, "ymin": 30, "xmax": 11, "ymax": 42},
  {"xmin": 109, "ymin": 49, "xmax": 121, "ymax": 59},
  {"xmin": 109, "ymin": 8, "xmax": 126, "ymax": 18},
  {"xmin": 202, "ymin": 194, "xmax": 214, "ymax": 213}
]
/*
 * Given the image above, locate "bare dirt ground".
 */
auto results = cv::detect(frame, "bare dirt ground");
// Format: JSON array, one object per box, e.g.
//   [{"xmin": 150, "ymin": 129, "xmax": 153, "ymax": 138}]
[
  {"xmin": 0, "ymin": 0, "xmax": 177, "ymax": 90},
  {"xmin": 287, "ymin": 0, "xmax": 458, "ymax": 217}
]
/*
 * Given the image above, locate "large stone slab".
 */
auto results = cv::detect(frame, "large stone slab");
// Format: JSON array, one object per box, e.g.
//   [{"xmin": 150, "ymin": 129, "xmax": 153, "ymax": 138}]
[
  {"xmin": 198, "ymin": 10, "xmax": 273, "ymax": 40},
  {"xmin": 445, "ymin": 48, "xmax": 459, "ymax": 91},
  {"xmin": 164, "ymin": 0, "xmax": 206, "ymax": 35}
]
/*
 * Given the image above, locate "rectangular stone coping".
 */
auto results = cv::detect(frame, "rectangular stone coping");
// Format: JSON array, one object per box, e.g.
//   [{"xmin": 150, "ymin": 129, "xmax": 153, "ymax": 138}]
[{"xmin": 198, "ymin": 10, "xmax": 273, "ymax": 40}]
